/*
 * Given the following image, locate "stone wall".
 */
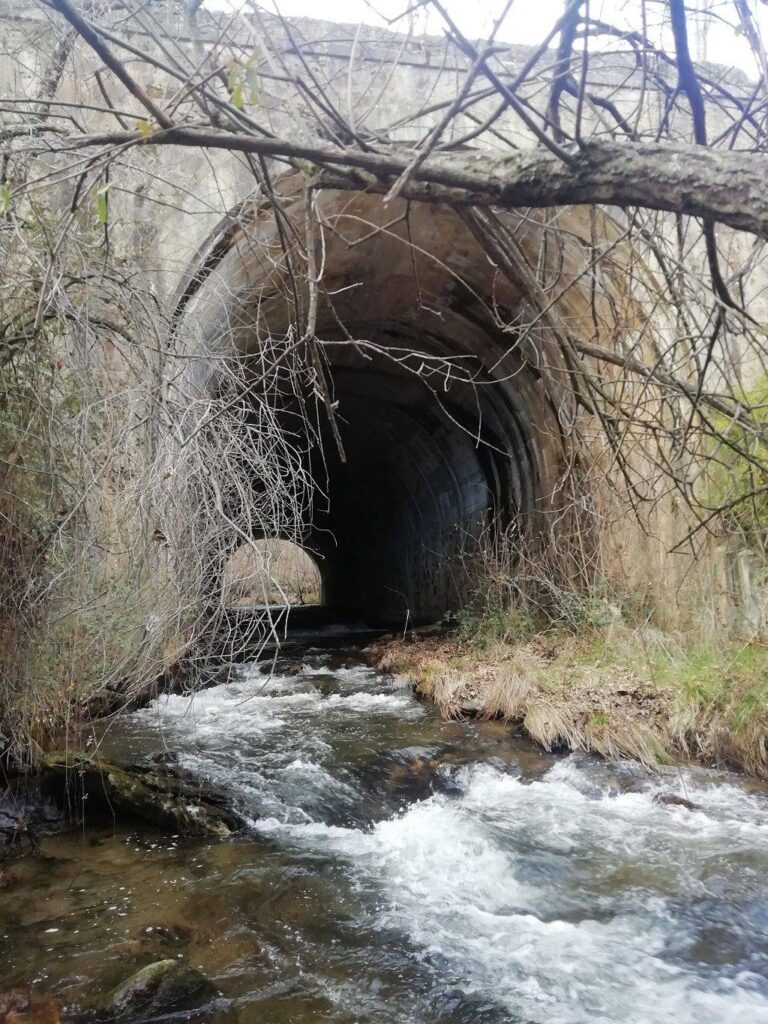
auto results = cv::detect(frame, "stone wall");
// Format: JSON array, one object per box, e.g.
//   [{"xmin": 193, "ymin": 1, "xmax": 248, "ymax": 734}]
[{"xmin": 1, "ymin": 0, "xmax": 764, "ymax": 627}]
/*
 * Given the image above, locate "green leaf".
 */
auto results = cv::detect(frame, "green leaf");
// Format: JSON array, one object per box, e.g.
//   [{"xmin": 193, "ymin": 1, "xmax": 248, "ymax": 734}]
[
  {"xmin": 228, "ymin": 52, "xmax": 260, "ymax": 110},
  {"xmin": 230, "ymin": 78, "xmax": 245, "ymax": 110},
  {"xmin": 245, "ymin": 63, "xmax": 260, "ymax": 105},
  {"xmin": 0, "ymin": 182, "xmax": 10, "ymax": 213},
  {"xmin": 95, "ymin": 183, "xmax": 114, "ymax": 226},
  {"xmin": 96, "ymin": 192, "xmax": 108, "ymax": 224}
]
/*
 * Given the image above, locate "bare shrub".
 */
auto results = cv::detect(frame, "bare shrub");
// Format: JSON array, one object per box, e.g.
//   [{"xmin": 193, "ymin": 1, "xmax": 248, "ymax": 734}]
[{"xmin": 453, "ymin": 494, "xmax": 633, "ymax": 644}]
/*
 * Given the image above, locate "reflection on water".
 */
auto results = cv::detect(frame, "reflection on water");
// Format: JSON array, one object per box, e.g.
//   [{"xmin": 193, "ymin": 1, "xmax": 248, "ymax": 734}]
[{"xmin": 5, "ymin": 651, "xmax": 768, "ymax": 1023}]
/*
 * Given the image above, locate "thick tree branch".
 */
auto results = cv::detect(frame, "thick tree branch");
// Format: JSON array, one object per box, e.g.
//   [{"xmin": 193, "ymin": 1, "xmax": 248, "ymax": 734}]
[{"xmin": 53, "ymin": 129, "xmax": 768, "ymax": 239}]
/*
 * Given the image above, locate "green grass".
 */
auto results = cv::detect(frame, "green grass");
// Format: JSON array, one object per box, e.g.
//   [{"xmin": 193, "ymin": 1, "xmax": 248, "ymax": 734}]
[
  {"xmin": 581, "ymin": 628, "xmax": 768, "ymax": 774},
  {"xmin": 454, "ymin": 603, "xmax": 538, "ymax": 648},
  {"xmin": 440, "ymin": 594, "xmax": 768, "ymax": 776}
]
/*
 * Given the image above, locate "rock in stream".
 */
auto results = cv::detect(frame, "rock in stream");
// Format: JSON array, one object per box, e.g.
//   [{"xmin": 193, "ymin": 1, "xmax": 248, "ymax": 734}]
[
  {"xmin": 106, "ymin": 960, "xmax": 218, "ymax": 1019},
  {"xmin": 42, "ymin": 752, "xmax": 246, "ymax": 836}
]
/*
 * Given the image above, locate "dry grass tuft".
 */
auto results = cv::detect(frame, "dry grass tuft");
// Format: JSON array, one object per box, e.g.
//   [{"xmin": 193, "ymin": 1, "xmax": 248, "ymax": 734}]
[
  {"xmin": 522, "ymin": 701, "xmax": 576, "ymax": 752},
  {"xmin": 481, "ymin": 670, "xmax": 532, "ymax": 720}
]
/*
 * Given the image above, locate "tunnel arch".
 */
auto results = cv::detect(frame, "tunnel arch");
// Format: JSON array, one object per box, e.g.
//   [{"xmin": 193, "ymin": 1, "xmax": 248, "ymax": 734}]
[{"xmin": 176, "ymin": 179, "xmax": 608, "ymax": 625}]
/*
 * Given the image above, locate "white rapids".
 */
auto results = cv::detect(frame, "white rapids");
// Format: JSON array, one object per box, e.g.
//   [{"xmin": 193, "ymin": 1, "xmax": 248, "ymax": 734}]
[{"xmin": 120, "ymin": 655, "xmax": 768, "ymax": 1024}]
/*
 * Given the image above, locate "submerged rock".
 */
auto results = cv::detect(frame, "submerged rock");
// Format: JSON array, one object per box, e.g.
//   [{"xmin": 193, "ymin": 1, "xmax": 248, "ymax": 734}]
[
  {"xmin": 0, "ymin": 988, "xmax": 61, "ymax": 1023},
  {"xmin": 653, "ymin": 792, "xmax": 699, "ymax": 812},
  {"xmin": 41, "ymin": 752, "xmax": 246, "ymax": 836},
  {"xmin": 113, "ymin": 923, "xmax": 196, "ymax": 959},
  {"xmin": 0, "ymin": 987, "xmax": 31, "ymax": 1016},
  {"xmin": 138, "ymin": 923, "xmax": 194, "ymax": 947},
  {"xmin": 0, "ymin": 866, "xmax": 18, "ymax": 889},
  {"xmin": 107, "ymin": 960, "xmax": 218, "ymax": 1019}
]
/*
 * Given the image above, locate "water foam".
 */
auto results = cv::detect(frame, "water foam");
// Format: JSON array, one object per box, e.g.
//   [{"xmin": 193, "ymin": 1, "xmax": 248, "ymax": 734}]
[
  {"xmin": 121, "ymin": 660, "xmax": 768, "ymax": 1023},
  {"xmin": 253, "ymin": 758, "xmax": 768, "ymax": 1023}
]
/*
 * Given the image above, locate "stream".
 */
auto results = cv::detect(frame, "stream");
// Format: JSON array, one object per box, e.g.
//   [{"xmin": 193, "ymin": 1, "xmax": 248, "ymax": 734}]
[{"xmin": 5, "ymin": 645, "xmax": 768, "ymax": 1023}]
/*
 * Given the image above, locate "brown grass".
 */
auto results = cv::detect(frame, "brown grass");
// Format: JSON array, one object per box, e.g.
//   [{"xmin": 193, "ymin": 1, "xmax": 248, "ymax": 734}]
[{"xmin": 368, "ymin": 623, "xmax": 768, "ymax": 777}]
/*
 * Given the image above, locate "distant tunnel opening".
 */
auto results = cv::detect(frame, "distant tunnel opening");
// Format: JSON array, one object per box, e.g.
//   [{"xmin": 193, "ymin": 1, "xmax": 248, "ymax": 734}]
[
  {"xmin": 181, "ymin": 182, "xmax": 584, "ymax": 627},
  {"xmin": 221, "ymin": 539, "xmax": 322, "ymax": 609}
]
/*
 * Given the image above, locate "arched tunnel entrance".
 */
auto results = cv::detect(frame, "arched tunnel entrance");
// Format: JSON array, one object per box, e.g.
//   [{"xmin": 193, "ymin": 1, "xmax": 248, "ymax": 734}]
[{"xmin": 178, "ymin": 181, "xmax": 593, "ymax": 626}]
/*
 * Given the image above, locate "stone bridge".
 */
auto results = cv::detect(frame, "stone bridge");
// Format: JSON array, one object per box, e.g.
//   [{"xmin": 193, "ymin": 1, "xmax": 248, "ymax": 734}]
[{"xmin": 1, "ymin": 0, "xmax": 758, "ymax": 627}]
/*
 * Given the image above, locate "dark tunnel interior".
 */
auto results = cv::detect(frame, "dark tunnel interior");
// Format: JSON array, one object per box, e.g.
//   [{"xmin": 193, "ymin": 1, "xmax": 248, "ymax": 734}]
[{"xmin": 296, "ymin": 354, "xmax": 536, "ymax": 626}]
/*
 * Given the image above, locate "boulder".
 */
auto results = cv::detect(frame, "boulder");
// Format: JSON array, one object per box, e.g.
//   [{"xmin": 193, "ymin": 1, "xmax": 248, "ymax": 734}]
[
  {"xmin": 42, "ymin": 752, "xmax": 246, "ymax": 836},
  {"xmin": 107, "ymin": 960, "xmax": 217, "ymax": 1019}
]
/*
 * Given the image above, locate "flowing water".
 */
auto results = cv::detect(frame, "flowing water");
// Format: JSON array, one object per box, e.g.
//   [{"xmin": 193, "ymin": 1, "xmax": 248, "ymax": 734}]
[{"xmin": 5, "ymin": 646, "xmax": 768, "ymax": 1023}]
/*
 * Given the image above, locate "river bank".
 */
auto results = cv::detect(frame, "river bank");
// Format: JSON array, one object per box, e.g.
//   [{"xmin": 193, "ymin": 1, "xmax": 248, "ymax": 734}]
[{"xmin": 368, "ymin": 622, "xmax": 768, "ymax": 779}]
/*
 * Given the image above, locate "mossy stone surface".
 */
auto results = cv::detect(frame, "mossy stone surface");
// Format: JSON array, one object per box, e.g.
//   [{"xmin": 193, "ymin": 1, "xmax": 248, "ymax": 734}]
[{"xmin": 108, "ymin": 959, "xmax": 217, "ymax": 1018}]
